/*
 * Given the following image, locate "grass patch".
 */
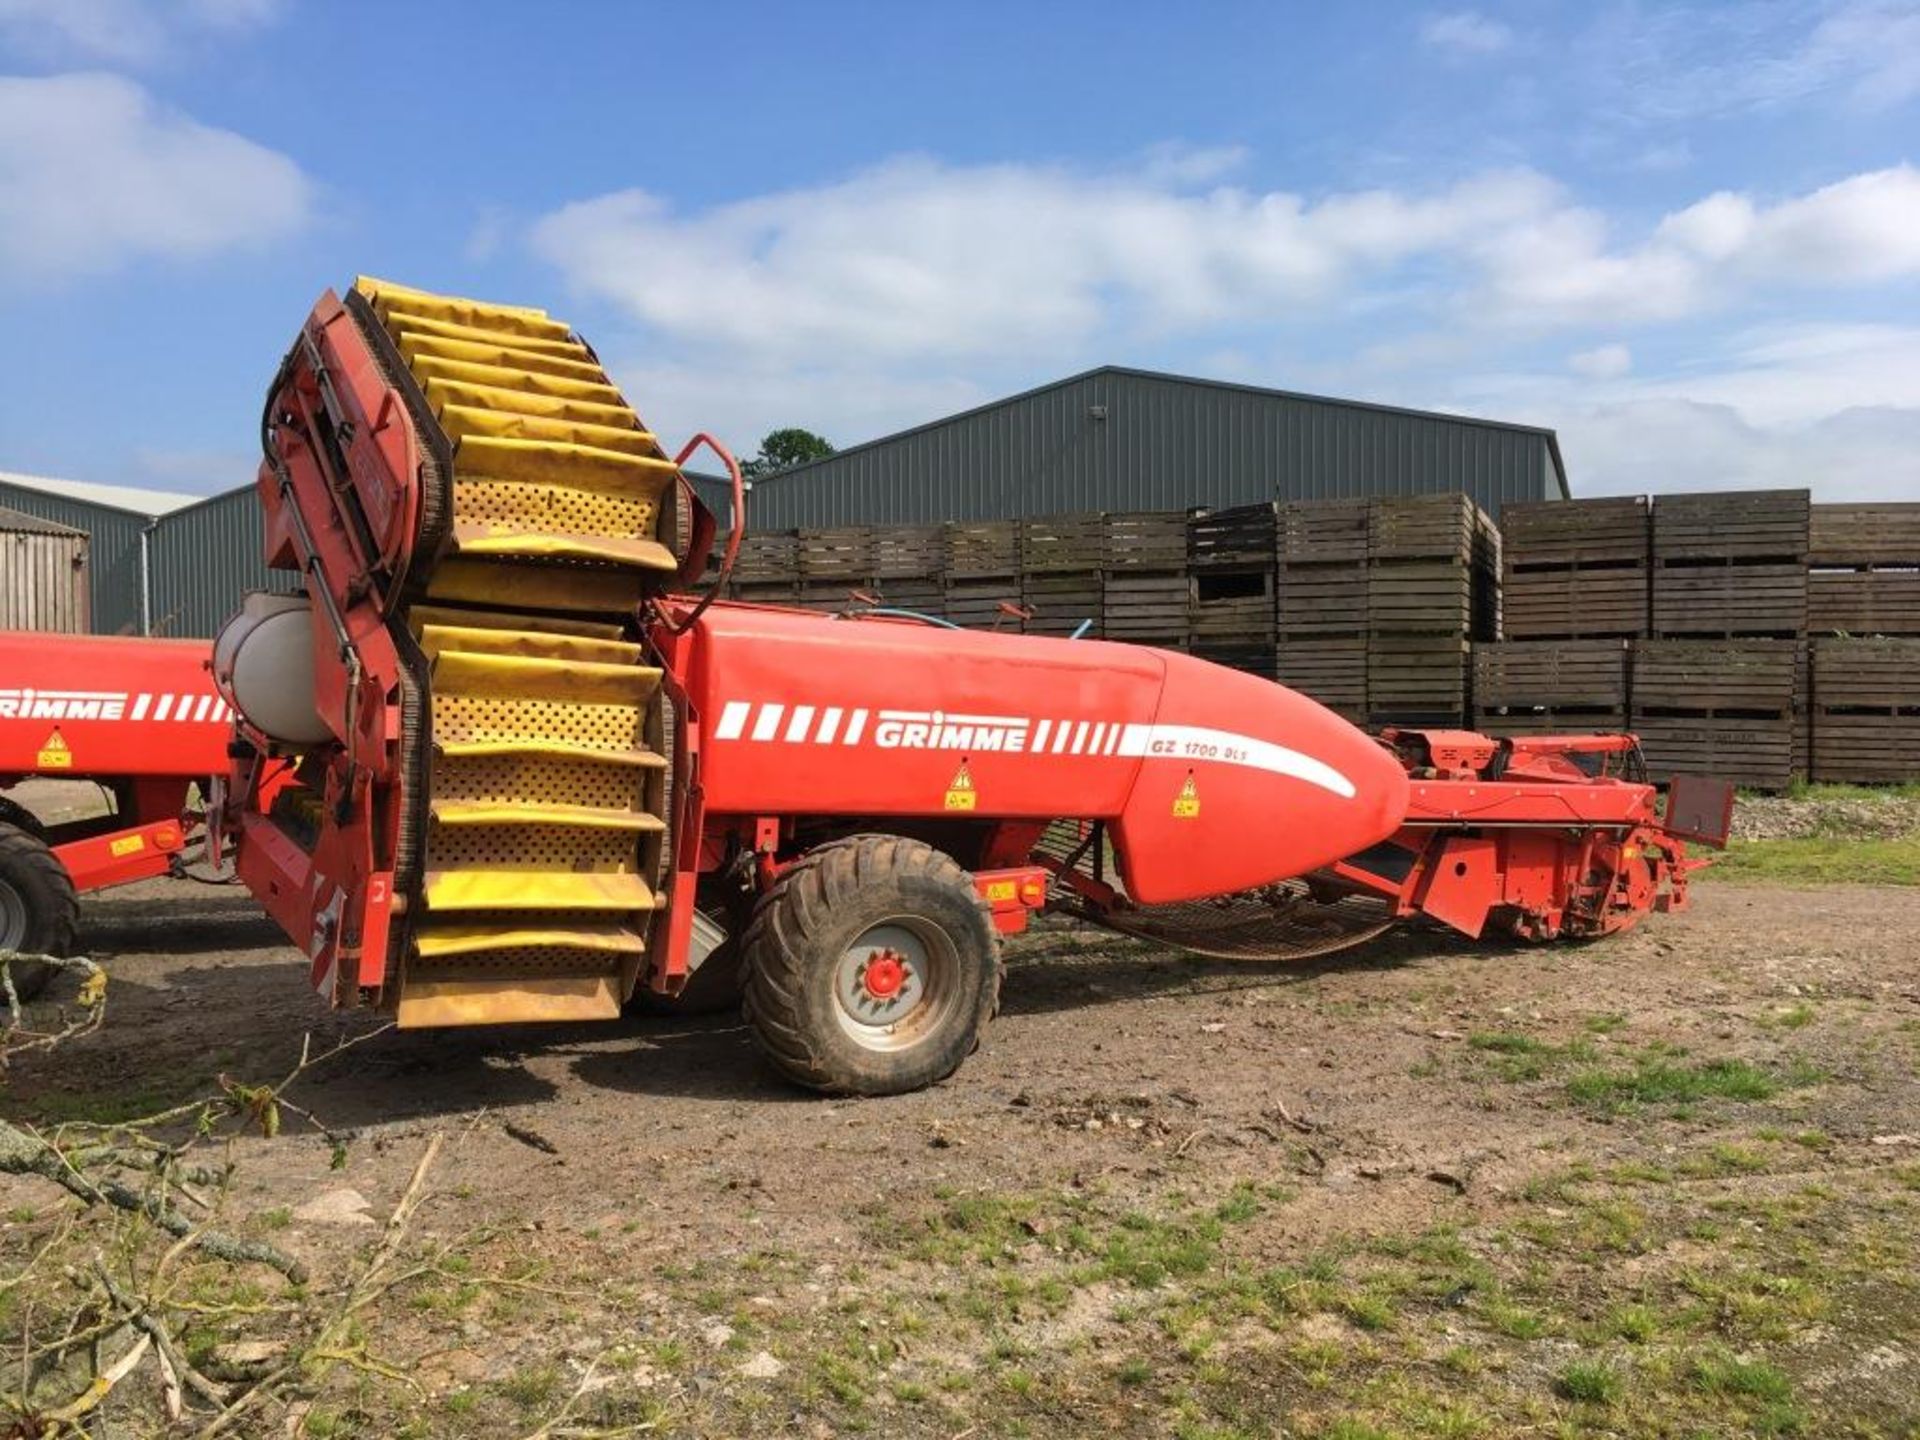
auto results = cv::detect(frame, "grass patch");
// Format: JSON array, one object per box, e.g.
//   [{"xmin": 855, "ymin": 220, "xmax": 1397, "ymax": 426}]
[
  {"xmin": 1555, "ymin": 1359, "xmax": 1622, "ymax": 1404},
  {"xmin": 1566, "ymin": 1055, "xmax": 1820, "ymax": 1113},
  {"xmin": 1701, "ymin": 836, "xmax": 1920, "ymax": 886},
  {"xmin": 1690, "ymin": 1351, "xmax": 1793, "ymax": 1403}
]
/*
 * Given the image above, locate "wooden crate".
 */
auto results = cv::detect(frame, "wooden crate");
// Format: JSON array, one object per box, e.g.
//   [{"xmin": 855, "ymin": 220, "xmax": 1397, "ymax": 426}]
[
  {"xmin": 1193, "ymin": 641, "xmax": 1278, "ymax": 681},
  {"xmin": 1280, "ymin": 499, "xmax": 1369, "ymax": 564},
  {"xmin": 795, "ymin": 581, "xmax": 867, "ymax": 613},
  {"xmin": 730, "ymin": 580, "xmax": 799, "ymax": 606},
  {"xmin": 870, "ymin": 578, "xmax": 946, "ymax": 619},
  {"xmin": 944, "ymin": 520, "xmax": 1019, "ymax": 578},
  {"xmin": 1367, "ymin": 561, "xmax": 1473, "ymax": 635},
  {"xmin": 1368, "ymin": 636, "xmax": 1469, "ymax": 726},
  {"xmin": 1473, "ymin": 640, "xmax": 1629, "ymax": 736},
  {"xmin": 1275, "ymin": 637, "xmax": 1366, "ymax": 723},
  {"xmin": 1019, "ymin": 513, "xmax": 1105, "ymax": 574},
  {"xmin": 1190, "ymin": 568, "xmax": 1275, "ymax": 645},
  {"xmin": 1810, "ymin": 638, "xmax": 1920, "ymax": 783},
  {"xmin": 1808, "ymin": 571, "xmax": 1920, "ymax": 635},
  {"xmin": 1808, "ymin": 503, "xmax": 1920, "ymax": 636},
  {"xmin": 1473, "ymin": 641, "xmax": 1629, "ymax": 709},
  {"xmin": 943, "ymin": 576, "xmax": 1024, "ymax": 631},
  {"xmin": 1651, "ymin": 563, "xmax": 1806, "ymax": 637},
  {"xmin": 1021, "ymin": 571, "xmax": 1102, "ymax": 638},
  {"xmin": 1631, "ymin": 640, "xmax": 1799, "ymax": 714},
  {"xmin": 1370, "ymin": 494, "xmax": 1477, "ymax": 563},
  {"xmin": 1277, "ymin": 562, "xmax": 1366, "ymax": 635},
  {"xmin": 797, "ymin": 526, "xmax": 872, "ymax": 581},
  {"xmin": 732, "ymin": 529, "xmax": 799, "ymax": 584},
  {"xmin": 1652, "ymin": 489, "xmax": 1810, "ymax": 562},
  {"xmin": 1103, "ymin": 572, "xmax": 1189, "ymax": 646},
  {"xmin": 1188, "ymin": 503, "xmax": 1276, "ymax": 569},
  {"xmin": 1501, "ymin": 565, "xmax": 1649, "ymax": 639},
  {"xmin": 1104, "ymin": 511, "xmax": 1187, "ymax": 572},
  {"xmin": 1633, "ymin": 717, "xmax": 1798, "ymax": 791},
  {"xmin": 1501, "ymin": 496, "xmax": 1650, "ymax": 567},
  {"xmin": 872, "ymin": 525, "xmax": 945, "ymax": 580}
]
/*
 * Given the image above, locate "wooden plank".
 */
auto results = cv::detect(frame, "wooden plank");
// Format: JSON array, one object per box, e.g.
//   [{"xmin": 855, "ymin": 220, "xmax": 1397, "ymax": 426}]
[
  {"xmin": 1368, "ymin": 636, "xmax": 1469, "ymax": 725},
  {"xmin": 1278, "ymin": 500, "xmax": 1368, "ymax": 564},
  {"xmin": 1652, "ymin": 489, "xmax": 1810, "ymax": 561},
  {"xmin": 1021, "ymin": 571, "xmax": 1103, "ymax": 637},
  {"xmin": 1500, "ymin": 565, "xmax": 1648, "ymax": 639},
  {"xmin": 944, "ymin": 520, "xmax": 1018, "ymax": 577},
  {"xmin": 942, "ymin": 576, "xmax": 1023, "ymax": 630},
  {"xmin": 1651, "ymin": 563, "xmax": 1806, "ymax": 637},
  {"xmin": 1811, "ymin": 713, "xmax": 1920, "ymax": 784},
  {"xmin": 1473, "ymin": 641, "xmax": 1629, "ymax": 709},
  {"xmin": 872, "ymin": 525, "xmax": 945, "ymax": 579},
  {"xmin": 1475, "ymin": 706, "xmax": 1628, "ymax": 738},
  {"xmin": 1277, "ymin": 563, "xmax": 1367, "ymax": 635},
  {"xmin": 1189, "ymin": 502, "xmax": 1277, "ymax": 568},
  {"xmin": 797, "ymin": 526, "xmax": 873, "ymax": 581},
  {"xmin": 1634, "ymin": 717, "xmax": 1797, "ymax": 791},
  {"xmin": 1809, "ymin": 503, "xmax": 1920, "ymax": 567},
  {"xmin": 1370, "ymin": 494, "xmax": 1477, "ymax": 563},
  {"xmin": 1192, "ymin": 641, "xmax": 1278, "ymax": 681},
  {"xmin": 1367, "ymin": 560, "xmax": 1473, "ymax": 635},
  {"xmin": 1103, "ymin": 572, "xmax": 1189, "ymax": 644},
  {"xmin": 731, "ymin": 529, "xmax": 799, "ymax": 583},
  {"xmin": 1807, "ymin": 571, "xmax": 1920, "ymax": 635},
  {"xmin": 1103, "ymin": 511, "xmax": 1187, "ymax": 572},
  {"xmin": 1631, "ymin": 640, "xmax": 1799, "ymax": 714},
  {"xmin": 1500, "ymin": 496, "xmax": 1650, "ymax": 567},
  {"xmin": 730, "ymin": 579, "xmax": 798, "ymax": 606},
  {"xmin": 871, "ymin": 579, "xmax": 946, "ymax": 619},
  {"xmin": 1019, "ymin": 513, "xmax": 1106, "ymax": 574},
  {"xmin": 1276, "ymin": 637, "xmax": 1366, "ymax": 722},
  {"xmin": 1811, "ymin": 638, "xmax": 1920, "ymax": 709}
]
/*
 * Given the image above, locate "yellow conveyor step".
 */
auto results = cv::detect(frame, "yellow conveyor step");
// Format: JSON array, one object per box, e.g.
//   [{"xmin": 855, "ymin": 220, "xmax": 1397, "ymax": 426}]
[
  {"xmin": 436, "ymin": 739, "xmax": 667, "ymax": 768},
  {"xmin": 397, "ymin": 974, "xmax": 622, "ymax": 1027},
  {"xmin": 399, "ymin": 330, "xmax": 608, "ymax": 383},
  {"xmin": 424, "ymin": 376, "xmax": 641, "ymax": 430},
  {"xmin": 418, "ymin": 622, "xmax": 642, "ymax": 667},
  {"xmin": 413, "ymin": 922, "xmax": 647, "ymax": 960},
  {"xmin": 431, "ymin": 649, "xmax": 661, "ymax": 704},
  {"xmin": 438, "ymin": 404, "xmax": 657, "ymax": 456},
  {"xmin": 422, "ymin": 869, "xmax": 659, "ymax": 912},
  {"xmin": 408, "ymin": 353, "xmax": 625, "ymax": 407},
  {"xmin": 449, "ymin": 528, "xmax": 677, "ymax": 573},
  {"xmin": 430, "ymin": 798, "xmax": 666, "ymax": 832},
  {"xmin": 408, "ymin": 604, "xmax": 626, "ymax": 640},
  {"xmin": 383, "ymin": 310, "xmax": 587, "ymax": 358}
]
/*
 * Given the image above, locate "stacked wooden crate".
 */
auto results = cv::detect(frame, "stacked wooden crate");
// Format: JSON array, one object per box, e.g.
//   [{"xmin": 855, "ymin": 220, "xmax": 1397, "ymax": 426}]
[
  {"xmin": 1651, "ymin": 490, "xmax": 1809, "ymax": 639},
  {"xmin": 1474, "ymin": 641, "xmax": 1630, "ymax": 736},
  {"xmin": 1187, "ymin": 503, "xmax": 1278, "ymax": 680},
  {"xmin": 1807, "ymin": 503, "xmax": 1920, "ymax": 637},
  {"xmin": 795, "ymin": 526, "xmax": 873, "ymax": 612},
  {"xmin": 1273, "ymin": 500, "xmax": 1367, "ymax": 721},
  {"xmin": 1101, "ymin": 511, "xmax": 1188, "ymax": 648},
  {"xmin": 1366, "ymin": 495, "xmax": 1497, "ymax": 728},
  {"xmin": 1630, "ymin": 640, "xmax": 1800, "ymax": 790},
  {"xmin": 870, "ymin": 525, "xmax": 946, "ymax": 619},
  {"xmin": 1809, "ymin": 639, "xmax": 1920, "ymax": 783},
  {"xmin": 1020, "ymin": 513, "xmax": 1105, "ymax": 638},
  {"xmin": 729, "ymin": 530, "xmax": 800, "ymax": 605},
  {"xmin": 1499, "ymin": 497, "xmax": 1649, "ymax": 639},
  {"xmin": 943, "ymin": 520, "xmax": 1022, "ymax": 631}
]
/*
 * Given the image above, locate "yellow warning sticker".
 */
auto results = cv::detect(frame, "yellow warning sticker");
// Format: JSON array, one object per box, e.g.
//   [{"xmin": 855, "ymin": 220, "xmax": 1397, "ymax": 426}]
[
  {"xmin": 109, "ymin": 835, "xmax": 146, "ymax": 858},
  {"xmin": 984, "ymin": 879, "xmax": 1017, "ymax": 902},
  {"xmin": 37, "ymin": 728, "xmax": 71, "ymax": 770},
  {"xmin": 1172, "ymin": 774, "xmax": 1201, "ymax": 819},
  {"xmin": 944, "ymin": 760, "xmax": 978, "ymax": 811}
]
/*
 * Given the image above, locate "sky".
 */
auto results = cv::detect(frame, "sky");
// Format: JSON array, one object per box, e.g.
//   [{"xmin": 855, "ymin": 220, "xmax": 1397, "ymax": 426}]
[{"xmin": 0, "ymin": 1, "xmax": 1916, "ymax": 500}]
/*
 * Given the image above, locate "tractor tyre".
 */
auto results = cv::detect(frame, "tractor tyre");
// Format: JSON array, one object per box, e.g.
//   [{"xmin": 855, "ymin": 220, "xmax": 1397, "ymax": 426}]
[
  {"xmin": 741, "ymin": 835, "xmax": 1001, "ymax": 1096},
  {"xmin": 0, "ymin": 821, "xmax": 80, "ymax": 1004}
]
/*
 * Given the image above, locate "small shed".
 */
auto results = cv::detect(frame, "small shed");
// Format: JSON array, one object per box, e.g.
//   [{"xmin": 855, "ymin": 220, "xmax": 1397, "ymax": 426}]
[{"xmin": 0, "ymin": 505, "xmax": 89, "ymax": 632}]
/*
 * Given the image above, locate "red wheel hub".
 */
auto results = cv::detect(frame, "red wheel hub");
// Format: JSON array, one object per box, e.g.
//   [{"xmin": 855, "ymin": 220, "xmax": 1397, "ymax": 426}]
[{"xmin": 862, "ymin": 951, "xmax": 906, "ymax": 1000}]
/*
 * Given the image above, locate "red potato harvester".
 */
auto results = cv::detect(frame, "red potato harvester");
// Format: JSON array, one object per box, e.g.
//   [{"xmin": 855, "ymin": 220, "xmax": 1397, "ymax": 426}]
[
  {"xmin": 205, "ymin": 275, "xmax": 1731, "ymax": 1095},
  {"xmin": 0, "ymin": 633, "xmax": 236, "ymax": 997}
]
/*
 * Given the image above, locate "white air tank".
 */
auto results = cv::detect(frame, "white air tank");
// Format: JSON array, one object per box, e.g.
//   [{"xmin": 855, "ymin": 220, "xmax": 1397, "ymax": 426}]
[{"xmin": 212, "ymin": 591, "xmax": 332, "ymax": 745}]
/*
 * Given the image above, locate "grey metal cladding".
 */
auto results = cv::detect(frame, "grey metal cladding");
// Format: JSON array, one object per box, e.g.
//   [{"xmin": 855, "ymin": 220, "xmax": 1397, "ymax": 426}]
[
  {"xmin": 736, "ymin": 367, "xmax": 1565, "ymax": 529},
  {"xmin": 146, "ymin": 485, "xmax": 292, "ymax": 638},
  {"xmin": 0, "ymin": 479, "xmax": 149, "ymax": 635}
]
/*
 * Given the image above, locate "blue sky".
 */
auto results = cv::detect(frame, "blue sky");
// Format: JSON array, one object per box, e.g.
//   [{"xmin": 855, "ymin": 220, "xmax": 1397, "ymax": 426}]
[{"xmin": 1, "ymin": 0, "xmax": 1916, "ymax": 499}]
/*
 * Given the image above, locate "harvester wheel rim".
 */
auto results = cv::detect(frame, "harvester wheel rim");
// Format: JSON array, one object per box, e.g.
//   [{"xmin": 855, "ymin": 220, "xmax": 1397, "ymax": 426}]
[{"xmin": 831, "ymin": 918, "xmax": 957, "ymax": 1052}]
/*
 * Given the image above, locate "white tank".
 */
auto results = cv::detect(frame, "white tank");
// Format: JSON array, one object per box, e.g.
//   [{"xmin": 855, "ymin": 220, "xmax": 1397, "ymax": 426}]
[{"xmin": 212, "ymin": 591, "xmax": 333, "ymax": 745}]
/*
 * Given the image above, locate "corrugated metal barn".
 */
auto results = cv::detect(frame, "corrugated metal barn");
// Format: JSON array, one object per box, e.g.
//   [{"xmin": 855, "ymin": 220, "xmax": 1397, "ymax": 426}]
[
  {"xmin": 0, "ymin": 471, "xmax": 284, "ymax": 638},
  {"xmin": 740, "ymin": 366, "xmax": 1567, "ymax": 528}
]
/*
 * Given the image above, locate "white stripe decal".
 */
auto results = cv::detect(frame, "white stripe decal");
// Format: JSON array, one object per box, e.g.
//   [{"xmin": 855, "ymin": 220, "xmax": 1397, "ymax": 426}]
[
  {"xmin": 1088, "ymin": 722, "xmax": 1107, "ymax": 754},
  {"xmin": 130, "ymin": 693, "xmax": 151, "ymax": 721},
  {"xmin": 714, "ymin": 700, "xmax": 751, "ymax": 741},
  {"xmin": 1052, "ymin": 721, "xmax": 1071, "ymax": 754},
  {"xmin": 844, "ymin": 709, "xmax": 868, "ymax": 745},
  {"xmin": 784, "ymin": 705, "xmax": 816, "ymax": 743},
  {"xmin": 1104, "ymin": 724, "xmax": 1122, "ymax": 755},
  {"xmin": 193, "ymin": 694, "xmax": 214, "ymax": 722},
  {"xmin": 815, "ymin": 706, "xmax": 843, "ymax": 744},
  {"xmin": 1114, "ymin": 724, "xmax": 1355, "ymax": 799},
  {"xmin": 1032, "ymin": 719, "xmax": 1051, "ymax": 751},
  {"xmin": 751, "ymin": 704, "xmax": 785, "ymax": 742},
  {"xmin": 1070, "ymin": 721, "xmax": 1090, "ymax": 755},
  {"xmin": 155, "ymin": 695, "xmax": 173, "ymax": 721}
]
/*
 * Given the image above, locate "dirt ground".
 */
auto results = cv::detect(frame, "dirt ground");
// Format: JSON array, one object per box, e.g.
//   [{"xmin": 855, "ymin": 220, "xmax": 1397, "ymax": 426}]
[{"xmin": 4, "ymin": 869, "xmax": 1918, "ymax": 1438}]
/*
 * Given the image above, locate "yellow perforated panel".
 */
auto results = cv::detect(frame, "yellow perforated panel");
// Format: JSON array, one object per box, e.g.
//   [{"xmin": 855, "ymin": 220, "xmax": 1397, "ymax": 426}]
[
  {"xmin": 435, "ymin": 750, "xmax": 647, "ymax": 812},
  {"xmin": 425, "ymin": 817, "xmax": 640, "ymax": 873},
  {"xmin": 433, "ymin": 693, "xmax": 650, "ymax": 751},
  {"xmin": 451, "ymin": 477, "xmax": 658, "ymax": 539}
]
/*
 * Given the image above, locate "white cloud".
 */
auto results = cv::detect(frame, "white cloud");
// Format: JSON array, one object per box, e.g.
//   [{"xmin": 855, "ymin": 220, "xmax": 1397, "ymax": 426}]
[
  {"xmin": 0, "ymin": 0, "xmax": 283, "ymax": 65},
  {"xmin": 0, "ymin": 72, "xmax": 312, "ymax": 281},
  {"xmin": 1569, "ymin": 343, "xmax": 1632, "ymax": 379},
  {"xmin": 1420, "ymin": 10, "xmax": 1514, "ymax": 56}
]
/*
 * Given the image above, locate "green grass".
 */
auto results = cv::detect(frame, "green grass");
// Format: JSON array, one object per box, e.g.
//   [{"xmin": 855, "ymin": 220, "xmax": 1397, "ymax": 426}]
[
  {"xmin": 1701, "ymin": 836, "xmax": 1920, "ymax": 886},
  {"xmin": 1555, "ymin": 1359, "xmax": 1622, "ymax": 1404},
  {"xmin": 1566, "ymin": 1055, "xmax": 1820, "ymax": 1113},
  {"xmin": 1689, "ymin": 1352, "xmax": 1794, "ymax": 1403}
]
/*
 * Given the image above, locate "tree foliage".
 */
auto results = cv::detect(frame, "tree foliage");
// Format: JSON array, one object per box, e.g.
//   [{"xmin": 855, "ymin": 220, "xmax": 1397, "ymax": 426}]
[{"xmin": 742, "ymin": 427, "xmax": 835, "ymax": 479}]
